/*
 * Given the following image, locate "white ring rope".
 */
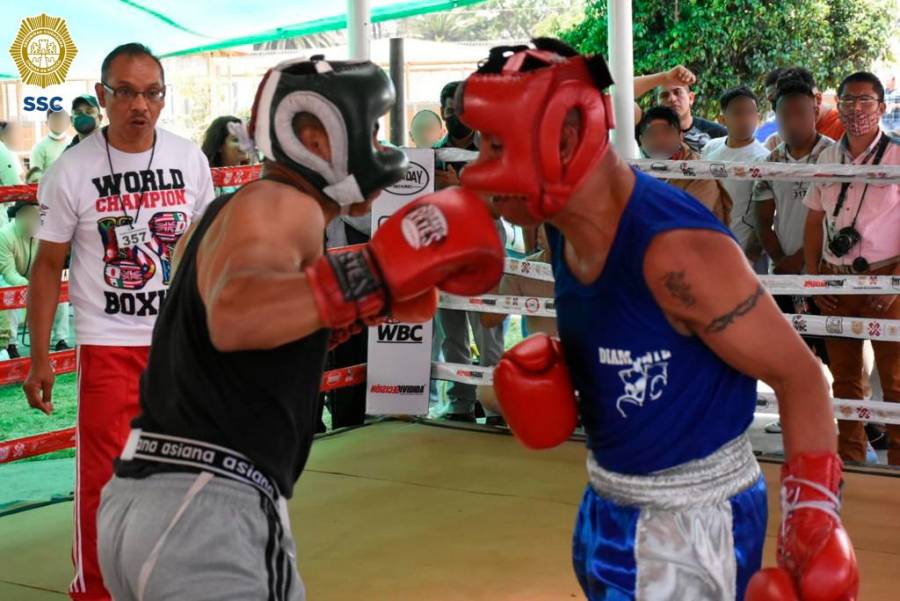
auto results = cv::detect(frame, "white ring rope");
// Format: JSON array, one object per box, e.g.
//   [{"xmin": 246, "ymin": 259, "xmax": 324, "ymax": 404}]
[
  {"xmin": 504, "ymin": 258, "xmax": 900, "ymax": 295},
  {"xmin": 430, "ymin": 361, "xmax": 900, "ymax": 425},
  {"xmin": 434, "ymin": 148, "xmax": 900, "ymax": 184},
  {"xmin": 438, "ymin": 293, "xmax": 900, "ymax": 342}
]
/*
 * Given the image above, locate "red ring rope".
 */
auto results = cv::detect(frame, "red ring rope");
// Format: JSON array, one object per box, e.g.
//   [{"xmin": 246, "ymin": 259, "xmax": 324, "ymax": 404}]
[{"xmin": 0, "ymin": 362, "xmax": 366, "ymax": 464}]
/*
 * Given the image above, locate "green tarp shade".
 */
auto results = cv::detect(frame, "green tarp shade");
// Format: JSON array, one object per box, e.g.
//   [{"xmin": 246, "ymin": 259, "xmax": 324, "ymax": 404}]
[
  {"xmin": 162, "ymin": 0, "xmax": 486, "ymax": 58},
  {"xmin": 1, "ymin": 1, "xmax": 487, "ymax": 79}
]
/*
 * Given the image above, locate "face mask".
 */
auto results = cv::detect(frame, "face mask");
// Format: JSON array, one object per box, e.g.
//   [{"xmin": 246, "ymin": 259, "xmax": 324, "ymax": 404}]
[
  {"xmin": 841, "ymin": 110, "xmax": 880, "ymax": 137},
  {"xmin": 445, "ymin": 115, "xmax": 472, "ymax": 140},
  {"xmin": 48, "ymin": 131, "xmax": 66, "ymax": 141},
  {"xmin": 73, "ymin": 114, "xmax": 97, "ymax": 135}
]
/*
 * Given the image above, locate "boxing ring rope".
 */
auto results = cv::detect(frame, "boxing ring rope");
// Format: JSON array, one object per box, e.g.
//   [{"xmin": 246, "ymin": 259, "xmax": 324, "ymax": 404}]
[
  {"xmin": 432, "ymin": 148, "xmax": 900, "ymax": 184},
  {"xmin": 1, "ymin": 159, "xmax": 898, "ymax": 466},
  {"xmin": 430, "ymin": 361, "xmax": 900, "ymax": 426},
  {"xmin": 439, "ymin": 292, "xmax": 900, "ymax": 342},
  {"xmin": 0, "ymin": 363, "xmax": 367, "ymax": 464}
]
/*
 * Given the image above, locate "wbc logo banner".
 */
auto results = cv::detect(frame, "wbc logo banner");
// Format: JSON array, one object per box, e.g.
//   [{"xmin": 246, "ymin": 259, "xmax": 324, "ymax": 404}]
[{"xmin": 365, "ymin": 148, "xmax": 436, "ymax": 416}]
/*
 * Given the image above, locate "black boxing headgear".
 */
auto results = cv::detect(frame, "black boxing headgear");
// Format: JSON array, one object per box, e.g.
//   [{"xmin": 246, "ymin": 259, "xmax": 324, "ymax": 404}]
[{"xmin": 247, "ymin": 56, "xmax": 408, "ymax": 211}]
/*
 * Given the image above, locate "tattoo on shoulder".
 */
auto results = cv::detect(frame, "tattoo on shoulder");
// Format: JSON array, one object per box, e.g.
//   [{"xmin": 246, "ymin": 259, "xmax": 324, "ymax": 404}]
[
  {"xmin": 705, "ymin": 285, "xmax": 765, "ymax": 334},
  {"xmin": 662, "ymin": 271, "xmax": 696, "ymax": 308}
]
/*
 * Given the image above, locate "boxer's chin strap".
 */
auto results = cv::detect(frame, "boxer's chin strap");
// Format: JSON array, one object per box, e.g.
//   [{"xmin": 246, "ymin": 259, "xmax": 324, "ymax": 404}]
[
  {"xmin": 323, "ymin": 174, "xmax": 366, "ymax": 215},
  {"xmin": 780, "ymin": 476, "xmax": 842, "ymax": 539}
]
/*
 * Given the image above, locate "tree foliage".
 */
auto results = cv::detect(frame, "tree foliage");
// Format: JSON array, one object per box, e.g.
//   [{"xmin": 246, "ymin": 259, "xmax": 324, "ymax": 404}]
[
  {"xmin": 559, "ymin": 0, "xmax": 896, "ymax": 118},
  {"xmin": 402, "ymin": 0, "xmax": 585, "ymax": 43}
]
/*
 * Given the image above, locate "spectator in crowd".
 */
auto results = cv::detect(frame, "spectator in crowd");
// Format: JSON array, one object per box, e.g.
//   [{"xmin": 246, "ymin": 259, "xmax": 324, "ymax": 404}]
[
  {"xmin": 434, "ymin": 81, "xmax": 476, "ymax": 187},
  {"xmin": 882, "ymin": 71, "xmax": 899, "ymax": 133},
  {"xmin": 480, "ymin": 225, "xmax": 556, "ymax": 338},
  {"xmin": 30, "ymin": 109, "xmax": 70, "ymax": 176},
  {"xmin": 433, "ymin": 80, "xmax": 505, "ymax": 423},
  {"xmin": 803, "ymin": 71, "xmax": 900, "ymax": 465},
  {"xmin": 764, "ymin": 67, "xmax": 845, "ymax": 150},
  {"xmin": 67, "ymin": 95, "xmax": 103, "ymax": 150},
  {"xmin": 0, "ymin": 121, "xmax": 23, "ymax": 186},
  {"xmin": 410, "ymin": 109, "xmax": 443, "ymax": 148},
  {"xmin": 0, "ymin": 201, "xmax": 70, "ymax": 354},
  {"xmin": 753, "ymin": 77, "xmax": 834, "ymax": 280},
  {"xmin": 755, "ymin": 68, "xmax": 785, "ymax": 144},
  {"xmin": 201, "ymin": 115, "xmax": 251, "ymax": 196},
  {"xmin": 634, "ymin": 65, "xmax": 726, "ymax": 152},
  {"xmin": 753, "ymin": 75, "xmax": 835, "ymax": 435},
  {"xmin": 479, "ymin": 225, "xmax": 556, "ymax": 423},
  {"xmin": 702, "ymin": 86, "xmax": 771, "ymax": 270},
  {"xmin": 201, "ymin": 115, "xmax": 249, "ymax": 168},
  {"xmin": 637, "ymin": 106, "xmax": 732, "ymax": 224},
  {"xmin": 24, "ymin": 42, "xmax": 214, "ymax": 601},
  {"xmin": 319, "ymin": 209, "xmax": 374, "ymax": 430}
]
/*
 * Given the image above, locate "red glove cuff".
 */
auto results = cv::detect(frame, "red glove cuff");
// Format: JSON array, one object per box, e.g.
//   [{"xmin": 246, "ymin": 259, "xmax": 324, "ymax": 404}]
[{"xmin": 306, "ymin": 248, "xmax": 387, "ymax": 329}]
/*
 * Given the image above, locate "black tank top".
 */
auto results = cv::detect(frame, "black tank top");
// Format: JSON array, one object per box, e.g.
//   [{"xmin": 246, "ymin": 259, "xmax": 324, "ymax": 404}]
[{"xmin": 116, "ymin": 188, "xmax": 330, "ymax": 497}]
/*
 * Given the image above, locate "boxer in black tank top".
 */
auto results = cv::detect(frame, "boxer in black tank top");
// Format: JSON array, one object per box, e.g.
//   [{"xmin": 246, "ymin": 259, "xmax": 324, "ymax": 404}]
[{"xmin": 97, "ymin": 56, "xmax": 505, "ymax": 601}]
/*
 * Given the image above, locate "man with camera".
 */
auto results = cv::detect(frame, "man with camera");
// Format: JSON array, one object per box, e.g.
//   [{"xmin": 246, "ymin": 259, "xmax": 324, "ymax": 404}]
[{"xmin": 803, "ymin": 71, "xmax": 900, "ymax": 465}]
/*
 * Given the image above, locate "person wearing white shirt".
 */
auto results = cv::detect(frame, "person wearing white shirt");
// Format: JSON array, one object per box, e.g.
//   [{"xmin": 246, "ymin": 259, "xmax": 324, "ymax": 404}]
[
  {"xmin": 23, "ymin": 43, "xmax": 214, "ymax": 601},
  {"xmin": 30, "ymin": 109, "xmax": 70, "ymax": 176},
  {"xmin": 701, "ymin": 86, "xmax": 770, "ymax": 272}
]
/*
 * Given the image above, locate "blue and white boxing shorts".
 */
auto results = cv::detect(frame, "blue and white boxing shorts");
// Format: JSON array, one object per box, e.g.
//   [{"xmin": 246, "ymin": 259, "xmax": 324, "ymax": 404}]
[{"xmin": 573, "ymin": 434, "xmax": 767, "ymax": 601}]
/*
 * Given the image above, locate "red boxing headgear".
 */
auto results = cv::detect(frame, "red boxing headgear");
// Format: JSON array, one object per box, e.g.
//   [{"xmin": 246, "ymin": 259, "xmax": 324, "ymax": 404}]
[{"xmin": 458, "ymin": 46, "xmax": 615, "ymax": 220}]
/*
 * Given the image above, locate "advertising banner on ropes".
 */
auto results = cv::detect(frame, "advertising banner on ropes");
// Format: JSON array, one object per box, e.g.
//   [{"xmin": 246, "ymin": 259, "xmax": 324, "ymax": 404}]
[{"xmin": 365, "ymin": 148, "xmax": 435, "ymax": 415}]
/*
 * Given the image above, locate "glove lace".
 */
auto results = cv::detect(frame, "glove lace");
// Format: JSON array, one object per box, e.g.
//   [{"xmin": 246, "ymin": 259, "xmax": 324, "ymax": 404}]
[{"xmin": 780, "ymin": 476, "xmax": 842, "ymax": 540}]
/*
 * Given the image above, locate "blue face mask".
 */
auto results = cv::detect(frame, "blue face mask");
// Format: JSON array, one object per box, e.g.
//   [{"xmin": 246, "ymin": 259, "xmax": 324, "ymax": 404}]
[{"xmin": 73, "ymin": 113, "xmax": 97, "ymax": 135}]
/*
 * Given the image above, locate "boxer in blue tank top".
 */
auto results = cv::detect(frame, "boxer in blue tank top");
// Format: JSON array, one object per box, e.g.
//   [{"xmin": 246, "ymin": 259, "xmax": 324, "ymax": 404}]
[{"xmin": 457, "ymin": 39, "xmax": 859, "ymax": 601}]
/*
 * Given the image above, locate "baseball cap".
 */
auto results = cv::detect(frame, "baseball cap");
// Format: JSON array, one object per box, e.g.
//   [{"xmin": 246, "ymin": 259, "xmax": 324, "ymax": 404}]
[{"xmin": 71, "ymin": 94, "xmax": 99, "ymax": 111}]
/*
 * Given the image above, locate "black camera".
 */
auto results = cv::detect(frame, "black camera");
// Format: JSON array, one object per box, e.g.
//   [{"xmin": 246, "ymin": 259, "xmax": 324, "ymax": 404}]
[{"xmin": 828, "ymin": 226, "xmax": 862, "ymax": 257}]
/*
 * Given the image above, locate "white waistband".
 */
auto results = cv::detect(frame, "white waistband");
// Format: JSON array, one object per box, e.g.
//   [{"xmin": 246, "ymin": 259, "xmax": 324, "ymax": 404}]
[{"xmin": 587, "ymin": 434, "xmax": 761, "ymax": 510}]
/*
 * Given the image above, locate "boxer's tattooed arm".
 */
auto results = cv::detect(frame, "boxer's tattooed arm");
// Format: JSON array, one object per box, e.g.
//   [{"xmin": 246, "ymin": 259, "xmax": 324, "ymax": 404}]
[
  {"xmin": 662, "ymin": 271, "xmax": 696, "ymax": 307},
  {"xmin": 704, "ymin": 285, "xmax": 765, "ymax": 334}
]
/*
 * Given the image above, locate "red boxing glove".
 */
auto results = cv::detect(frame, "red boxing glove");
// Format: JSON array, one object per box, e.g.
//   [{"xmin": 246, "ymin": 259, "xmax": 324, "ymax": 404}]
[
  {"xmin": 389, "ymin": 289, "xmax": 440, "ymax": 323},
  {"xmin": 369, "ymin": 186, "xmax": 504, "ymax": 298},
  {"xmin": 749, "ymin": 452, "xmax": 858, "ymax": 601},
  {"xmin": 746, "ymin": 567, "xmax": 800, "ymax": 601},
  {"xmin": 306, "ymin": 187, "xmax": 504, "ymax": 329},
  {"xmin": 327, "ymin": 321, "xmax": 364, "ymax": 351},
  {"xmin": 493, "ymin": 334, "xmax": 577, "ymax": 449},
  {"xmin": 328, "ymin": 291, "xmax": 438, "ymax": 350},
  {"xmin": 305, "ymin": 245, "xmax": 388, "ymax": 328}
]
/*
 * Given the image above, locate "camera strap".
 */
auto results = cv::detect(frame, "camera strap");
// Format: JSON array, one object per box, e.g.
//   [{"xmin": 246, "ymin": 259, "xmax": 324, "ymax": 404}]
[{"xmin": 831, "ymin": 132, "xmax": 891, "ymax": 223}]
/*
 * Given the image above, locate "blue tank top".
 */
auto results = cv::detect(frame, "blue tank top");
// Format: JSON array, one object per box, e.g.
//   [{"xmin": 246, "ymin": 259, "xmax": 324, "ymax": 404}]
[{"xmin": 548, "ymin": 171, "xmax": 757, "ymax": 475}]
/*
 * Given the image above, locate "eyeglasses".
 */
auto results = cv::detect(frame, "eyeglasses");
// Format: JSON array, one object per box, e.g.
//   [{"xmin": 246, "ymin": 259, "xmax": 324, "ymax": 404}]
[
  {"xmin": 101, "ymin": 82, "xmax": 166, "ymax": 103},
  {"xmin": 838, "ymin": 95, "xmax": 880, "ymax": 111}
]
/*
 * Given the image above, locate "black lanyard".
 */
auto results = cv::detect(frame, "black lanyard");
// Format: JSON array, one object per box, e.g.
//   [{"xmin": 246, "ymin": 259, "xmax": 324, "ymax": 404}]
[{"xmin": 103, "ymin": 126, "xmax": 157, "ymax": 228}]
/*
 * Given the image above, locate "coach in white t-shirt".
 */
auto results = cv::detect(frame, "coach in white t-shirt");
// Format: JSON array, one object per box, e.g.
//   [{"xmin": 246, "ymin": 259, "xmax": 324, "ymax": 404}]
[
  {"xmin": 23, "ymin": 43, "xmax": 214, "ymax": 601},
  {"xmin": 701, "ymin": 86, "xmax": 770, "ymax": 269}
]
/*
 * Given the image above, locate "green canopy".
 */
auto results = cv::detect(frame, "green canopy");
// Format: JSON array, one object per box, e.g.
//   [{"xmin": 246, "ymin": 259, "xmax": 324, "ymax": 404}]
[
  {"xmin": 1, "ymin": 1, "xmax": 487, "ymax": 79},
  {"xmin": 162, "ymin": 0, "xmax": 488, "ymax": 58}
]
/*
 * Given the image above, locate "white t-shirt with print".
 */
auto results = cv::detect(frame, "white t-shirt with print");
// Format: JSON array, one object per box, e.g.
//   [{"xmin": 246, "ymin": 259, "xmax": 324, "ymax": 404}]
[
  {"xmin": 701, "ymin": 136, "xmax": 770, "ymax": 249},
  {"xmin": 37, "ymin": 127, "xmax": 215, "ymax": 346},
  {"xmin": 751, "ymin": 136, "xmax": 834, "ymax": 266}
]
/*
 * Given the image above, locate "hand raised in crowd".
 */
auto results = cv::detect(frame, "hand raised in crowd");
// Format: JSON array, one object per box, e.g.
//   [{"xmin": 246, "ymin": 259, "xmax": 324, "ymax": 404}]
[
  {"xmin": 865, "ymin": 293, "xmax": 896, "ymax": 314},
  {"xmin": 665, "ymin": 65, "xmax": 696, "ymax": 87},
  {"xmin": 435, "ymin": 164, "xmax": 460, "ymax": 190},
  {"xmin": 23, "ymin": 361, "xmax": 55, "ymax": 416}
]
